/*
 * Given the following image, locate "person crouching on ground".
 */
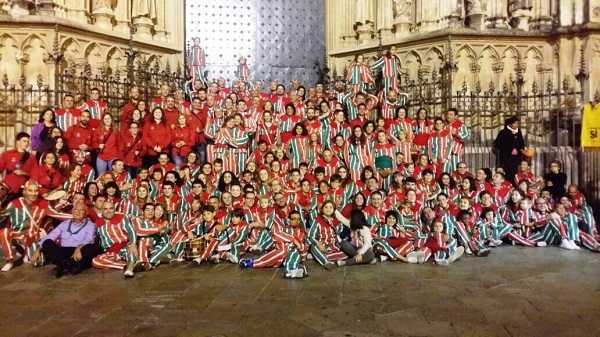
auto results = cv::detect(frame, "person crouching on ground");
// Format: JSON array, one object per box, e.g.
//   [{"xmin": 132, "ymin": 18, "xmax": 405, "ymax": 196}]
[
  {"xmin": 39, "ymin": 202, "xmax": 100, "ymax": 278},
  {"xmin": 335, "ymin": 209, "xmax": 376, "ymax": 266}
]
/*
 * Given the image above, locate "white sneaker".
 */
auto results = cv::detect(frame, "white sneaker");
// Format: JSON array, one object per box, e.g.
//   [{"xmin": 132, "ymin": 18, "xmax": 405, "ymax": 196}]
[
  {"xmin": 571, "ymin": 240, "xmax": 581, "ymax": 250},
  {"xmin": 465, "ymin": 247, "xmax": 473, "ymax": 255},
  {"xmin": 1, "ymin": 262, "xmax": 14, "ymax": 272},
  {"xmin": 209, "ymin": 255, "xmax": 220, "ymax": 264},
  {"xmin": 536, "ymin": 241, "xmax": 547, "ymax": 247},
  {"xmin": 406, "ymin": 251, "xmax": 420, "ymax": 264},
  {"xmin": 379, "ymin": 255, "xmax": 388, "ymax": 262},
  {"xmin": 490, "ymin": 239, "xmax": 503, "ymax": 247},
  {"xmin": 336, "ymin": 260, "xmax": 346, "ymax": 267},
  {"xmin": 369, "ymin": 259, "xmax": 377, "ymax": 265},
  {"xmin": 435, "ymin": 258, "xmax": 449, "ymax": 266},
  {"xmin": 306, "ymin": 253, "xmax": 314, "ymax": 260},
  {"xmin": 448, "ymin": 246, "xmax": 465, "ymax": 264},
  {"xmin": 123, "ymin": 262, "xmax": 135, "ymax": 278},
  {"xmin": 560, "ymin": 240, "xmax": 572, "ymax": 250}
]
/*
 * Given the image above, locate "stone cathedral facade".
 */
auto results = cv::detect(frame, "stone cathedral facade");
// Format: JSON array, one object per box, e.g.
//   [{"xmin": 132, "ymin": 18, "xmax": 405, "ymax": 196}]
[
  {"xmin": 325, "ymin": 0, "xmax": 600, "ymax": 100},
  {"xmin": 0, "ymin": 0, "xmax": 184, "ymax": 87}
]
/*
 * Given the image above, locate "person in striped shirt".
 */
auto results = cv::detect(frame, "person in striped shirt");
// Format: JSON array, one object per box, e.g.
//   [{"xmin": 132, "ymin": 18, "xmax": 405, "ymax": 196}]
[
  {"xmin": 0, "ymin": 180, "xmax": 71, "ymax": 272},
  {"xmin": 92, "ymin": 200, "xmax": 139, "ymax": 278}
]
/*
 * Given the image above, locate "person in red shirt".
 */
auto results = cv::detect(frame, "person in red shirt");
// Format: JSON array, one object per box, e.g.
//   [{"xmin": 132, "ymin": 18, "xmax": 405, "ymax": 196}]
[
  {"xmin": 120, "ymin": 121, "xmax": 144, "ymax": 178},
  {"xmin": 84, "ymin": 87, "xmax": 107, "ymax": 129},
  {"xmin": 188, "ymin": 96, "xmax": 208, "ymax": 163},
  {"xmin": 120, "ymin": 86, "xmax": 140, "ymax": 127},
  {"xmin": 64, "ymin": 110, "xmax": 94, "ymax": 158},
  {"xmin": 0, "ymin": 132, "xmax": 37, "ymax": 199},
  {"xmin": 171, "ymin": 114, "xmax": 196, "ymax": 167},
  {"xmin": 163, "ymin": 96, "xmax": 180, "ymax": 129},
  {"xmin": 93, "ymin": 114, "xmax": 120, "ymax": 176},
  {"xmin": 30, "ymin": 152, "xmax": 65, "ymax": 196},
  {"xmin": 55, "ymin": 95, "xmax": 83, "ymax": 131},
  {"xmin": 151, "ymin": 83, "xmax": 171, "ymax": 109},
  {"xmin": 149, "ymin": 153, "xmax": 176, "ymax": 176},
  {"xmin": 142, "ymin": 107, "xmax": 172, "ymax": 167}
]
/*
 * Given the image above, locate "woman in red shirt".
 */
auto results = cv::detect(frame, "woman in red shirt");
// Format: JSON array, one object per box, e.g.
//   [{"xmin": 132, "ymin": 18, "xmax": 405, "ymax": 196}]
[
  {"xmin": 142, "ymin": 107, "xmax": 171, "ymax": 167},
  {"xmin": 93, "ymin": 114, "xmax": 120, "ymax": 175},
  {"xmin": 30, "ymin": 152, "xmax": 65, "ymax": 196},
  {"xmin": 120, "ymin": 121, "xmax": 145, "ymax": 179},
  {"xmin": 171, "ymin": 114, "xmax": 196, "ymax": 167},
  {"xmin": 52, "ymin": 136, "xmax": 71, "ymax": 173}
]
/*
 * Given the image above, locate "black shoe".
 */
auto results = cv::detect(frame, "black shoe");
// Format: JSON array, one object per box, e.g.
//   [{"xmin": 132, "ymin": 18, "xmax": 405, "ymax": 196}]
[
  {"xmin": 70, "ymin": 262, "xmax": 84, "ymax": 275},
  {"xmin": 61, "ymin": 260, "xmax": 74, "ymax": 274},
  {"xmin": 54, "ymin": 265, "xmax": 65, "ymax": 278}
]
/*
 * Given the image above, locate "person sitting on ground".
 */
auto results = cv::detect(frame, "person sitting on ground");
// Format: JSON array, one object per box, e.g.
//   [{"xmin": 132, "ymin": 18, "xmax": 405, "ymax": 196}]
[
  {"xmin": 335, "ymin": 209, "xmax": 376, "ymax": 266},
  {"xmin": 39, "ymin": 202, "xmax": 99, "ymax": 278}
]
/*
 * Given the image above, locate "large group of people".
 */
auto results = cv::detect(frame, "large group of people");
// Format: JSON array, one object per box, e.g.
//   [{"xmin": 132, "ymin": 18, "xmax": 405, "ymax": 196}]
[{"xmin": 0, "ymin": 68, "xmax": 598, "ymax": 279}]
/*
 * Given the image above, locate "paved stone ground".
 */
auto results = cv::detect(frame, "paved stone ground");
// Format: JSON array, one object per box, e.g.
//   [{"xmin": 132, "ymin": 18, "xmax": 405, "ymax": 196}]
[{"xmin": 1, "ymin": 246, "xmax": 599, "ymax": 337}]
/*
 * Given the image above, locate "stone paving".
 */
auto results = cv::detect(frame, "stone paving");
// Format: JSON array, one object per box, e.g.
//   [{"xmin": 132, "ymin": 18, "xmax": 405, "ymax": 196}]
[{"xmin": 1, "ymin": 246, "xmax": 599, "ymax": 337}]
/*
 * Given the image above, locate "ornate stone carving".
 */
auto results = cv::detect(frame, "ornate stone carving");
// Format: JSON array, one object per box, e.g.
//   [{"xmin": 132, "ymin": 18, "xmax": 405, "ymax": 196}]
[
  {"xmin": 92, "ymin": 0, "xmax": 115, "ymax": 29},
  {"xmin": 355, "ymin": 0, "xmax": 375, "ymax": 42},
  {"xmin": 132, "ymin": 0, "xmax": 156, "ymax": 19},
  {"xmin": 393, "ymin": 0, "xmax": 412, "ymax": 21},
  {"xmin": 132, "ymin": 0, "xmax": 157, "ymax": 39},
  {"xmin": 392, "ymin": 0, "xmax": 412, "ymax": 35}
]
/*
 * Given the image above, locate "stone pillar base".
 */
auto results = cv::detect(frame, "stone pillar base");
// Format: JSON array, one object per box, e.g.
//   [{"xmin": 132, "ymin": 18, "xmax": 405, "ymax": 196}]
[
  {"xmin": 133, "ymin": 16, "xmax": 154, "ymax": 40},
  {"xmin": 393, "ymin": 22, "xmax": 411, "ymax": 36},
  {"xmin": 446, "ymin": 15, "xmax": 463, "ymax": 28},
  {"xmin": 93, "ymin": 8, "xmax": 114, "ymax": 30},
  {"xmin": 357, "ymin": 29, "xmax": 374, "ymax": 44},
  {"xmin": 512, "ymin": 9, "xmax": 531, "ymax": 31},
  {"xmin": 467, "ymin": 13, "xmax": 486, "ymax": 30}
]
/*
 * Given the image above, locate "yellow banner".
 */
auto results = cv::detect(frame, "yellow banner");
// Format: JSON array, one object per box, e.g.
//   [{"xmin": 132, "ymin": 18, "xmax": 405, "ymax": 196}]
[{"xmin": 581, "ymin": 103, "xmax": 600, "ymax": 149}]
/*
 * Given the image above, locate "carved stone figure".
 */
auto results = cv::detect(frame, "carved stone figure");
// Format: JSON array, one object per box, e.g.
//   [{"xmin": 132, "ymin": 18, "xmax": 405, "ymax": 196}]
[
  {"xmin": 355, "ymin": 0, "xmax": 374, "ymax": 25},
  {"xmin": 132, "ymin": 0, "xmax": 156, "ymax": 19},
  {"xmin": 377, "ymin": 0, "xmax": 394, "ymax": 30},
  {"xmin": 393, "ymin": 0, "xmax": 413, "ymax": 21},
  {"xmin": 465, "ymin": 0, "xmax": 483, "ymax": 15},
  {"xmin": 93, "ymin": 0, "xmax": 116, "ymax": 11}
]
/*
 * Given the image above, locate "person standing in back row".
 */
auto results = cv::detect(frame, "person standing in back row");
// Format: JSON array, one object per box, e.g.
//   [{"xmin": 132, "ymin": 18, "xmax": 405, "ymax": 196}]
[{"xmin": 493, "ymin": 116, "xmax": 525, "ymax": 183}]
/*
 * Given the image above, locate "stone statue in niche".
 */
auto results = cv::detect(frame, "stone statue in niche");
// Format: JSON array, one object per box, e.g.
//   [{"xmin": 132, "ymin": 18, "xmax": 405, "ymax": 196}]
[
  {"xmin": 132, "ymin": 0, "xmax": 156, "ymax": 19},
  {"xmin": 93, "ymin": 0, "xmax": 116, "ymax": 11},
  {"xmin": 465, "ymin": 0, "xmax": 484, "ymax": 15},
  {"xmin": 355, "ymin": 0, "xmax": 375, "ymax": 25},
  {"xmin": 393, "ymin": 0, "xmax": 413, "ymax": 21}
]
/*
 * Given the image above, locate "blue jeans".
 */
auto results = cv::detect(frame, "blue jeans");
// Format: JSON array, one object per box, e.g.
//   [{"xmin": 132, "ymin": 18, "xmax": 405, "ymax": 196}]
[
  {"xmin": 173, "ymin": 155, "xmax": 185, "ymax": 168},
  {"xmin": 196, "ymin": 142, "xmax": 207, "ymax": 164},
  {"xmin": 96, "ymin": 158, "xmax": 113, "ymax": 176}
]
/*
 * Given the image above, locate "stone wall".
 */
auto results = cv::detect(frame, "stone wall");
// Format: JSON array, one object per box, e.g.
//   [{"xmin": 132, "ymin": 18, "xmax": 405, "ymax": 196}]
[
  {"xmin": 325, "ymin": 0, "xmax": 600, "ymax": 100},
  {"xmin": 0, "ymin": 0, "xmax": 184, "ymax": 88}
]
